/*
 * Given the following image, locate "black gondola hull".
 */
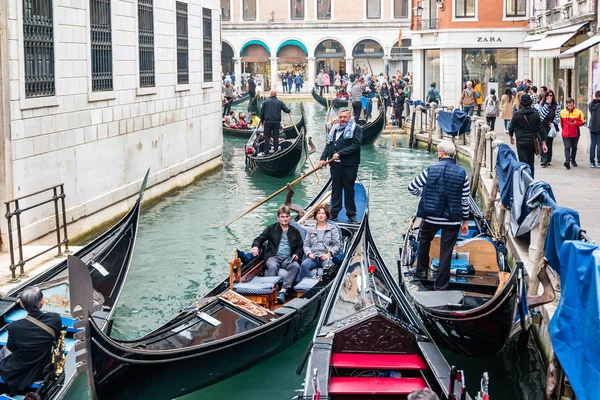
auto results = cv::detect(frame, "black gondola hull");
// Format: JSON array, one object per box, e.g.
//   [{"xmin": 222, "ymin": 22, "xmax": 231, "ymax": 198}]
[
  {"xmin": 360, "ymin": 105, "xmax": 386, "ymax": 145},
  {"xmin": 223, "ymin": 116, "xmax": 305, "ymax": 139},
  {"xmin": 311, "ymin": 88, "xmax": 349, "ymax": 111},
  {"xmin": 231, "ymin": 92, "xmax": 249, "ymax": 106}
]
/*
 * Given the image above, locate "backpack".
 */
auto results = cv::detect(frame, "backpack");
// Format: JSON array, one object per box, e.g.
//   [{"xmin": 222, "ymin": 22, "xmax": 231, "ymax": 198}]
[
  {"xmin": 427, "ymin": 89, "xmax": 437, "ymax": 103},
  {"xmin": 485, "ymin": 96, "xmax": 496, "ymax": 115}
]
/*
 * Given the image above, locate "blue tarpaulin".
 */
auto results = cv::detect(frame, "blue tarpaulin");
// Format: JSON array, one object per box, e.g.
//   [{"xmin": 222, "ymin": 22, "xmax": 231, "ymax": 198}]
[
  {"xmin": 544, "ymin": 207, "xmax": 581, "ymax": 274},
  {"xmin": 496, "ymin": 144, "xmax": 530, "ymax": 207},
  {"xmin": 437, "ymin": 109, "xmax": 471, "ymax": 136},
  {"xmin": 550, "ymin": 241, "xmax": 600, "ymax": 400}
]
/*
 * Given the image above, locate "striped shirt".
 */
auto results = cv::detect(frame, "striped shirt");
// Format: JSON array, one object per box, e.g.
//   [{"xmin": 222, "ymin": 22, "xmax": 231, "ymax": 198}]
[{"xmin": 408, "ymin": 168, "xmax": 471, "ymax": 225}]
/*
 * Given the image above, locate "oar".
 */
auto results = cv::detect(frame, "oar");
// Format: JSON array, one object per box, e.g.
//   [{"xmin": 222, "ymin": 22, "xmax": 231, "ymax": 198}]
[
  {"xmin": 365, "ymin": 56, "xmax": 397, "ymax": 148},
  {"xmin": 224, "ymin": 159, "xmax": 334, "ymax": 227},
  {"xmin": 289, "ymin": 113, "xmax": 320, "ymax": 183}
]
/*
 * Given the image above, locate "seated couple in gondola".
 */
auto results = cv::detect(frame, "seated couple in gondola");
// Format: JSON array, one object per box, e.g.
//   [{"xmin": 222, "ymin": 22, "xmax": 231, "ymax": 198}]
[
  {"xmin": 223, "ymin": 111, "xmax": 250, "ymax": 129},
  {"xmin": 251, "ymin": 205, "xmax": 340, "ymax": 303},
  {"xmin": 250, "ymin": 127, "xmax": 289, "ymax": 156},
  {"xmin": 298, "ymin": 204, "xmax": 341, "ymax": 281}
]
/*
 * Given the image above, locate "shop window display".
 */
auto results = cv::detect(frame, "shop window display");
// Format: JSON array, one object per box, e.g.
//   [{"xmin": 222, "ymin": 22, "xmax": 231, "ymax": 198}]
[{"xmin": 462, "ymin": 48, "xmax": 518, "ymax": 102}]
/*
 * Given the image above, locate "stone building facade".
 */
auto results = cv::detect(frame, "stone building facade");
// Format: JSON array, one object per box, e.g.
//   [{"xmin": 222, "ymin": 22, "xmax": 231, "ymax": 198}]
[
  {"xmin": 0, "ymin": 0, "xmax": 223, "ymax": 246},
  {"xmin": 221, "ymin": 0, "xmax": 413, "ymax": 92}
]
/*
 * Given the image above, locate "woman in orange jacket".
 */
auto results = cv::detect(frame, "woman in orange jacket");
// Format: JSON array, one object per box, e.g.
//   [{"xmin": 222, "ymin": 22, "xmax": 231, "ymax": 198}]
[
  {"xmin": 559, "ymin": 97, "xmax": 585, "ymax": 169},
  {"xmin": 473, "ymin": 77, "xmax": 484, "ymax": 116}
]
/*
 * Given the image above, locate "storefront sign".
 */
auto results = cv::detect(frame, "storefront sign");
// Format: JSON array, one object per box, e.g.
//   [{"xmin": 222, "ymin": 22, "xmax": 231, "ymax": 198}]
[
  {"xmin": 325, "ymin": 48, "xmax": 337, "ymax": 54},
  {"xmin": 364, "ymin": 47, "xmax": 375, "ymax": 53},
  {"xmin": 477, "ymin": 37, "xmax": 502, "ymax": 43}
]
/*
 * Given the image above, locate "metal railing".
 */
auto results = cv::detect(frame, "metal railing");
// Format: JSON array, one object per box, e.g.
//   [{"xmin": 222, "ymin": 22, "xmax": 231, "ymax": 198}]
[
  {"xmin": 5, "ymin": 184, "xmax": 69, "ymax": 281},
  {"xmin": 418, "ymin": 18, "xmax": 439, "ymax": 30}
]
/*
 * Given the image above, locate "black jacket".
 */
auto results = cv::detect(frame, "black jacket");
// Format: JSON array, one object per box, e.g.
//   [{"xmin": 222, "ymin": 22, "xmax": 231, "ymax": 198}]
[
  {"xmin": 260, "ymin": 96, "xmax": 291, "ymax": 123},
  {"xmin": 509, "ymin": 107, "xmax": 546, "ymax": 144},
  {"xmin": 248, "ymin": 77, "xmax": 256, "ymax": 92},
  {"xmin": 0, "ymin": 310, "xmax": 61, "ymax": 393},
  {"xmin": 252, "ymin": 223, "xmax": 303, "ymax": 262},
  {"xmin": 320, "ymin": 124, "xmax": 362, "ymax": 166},
  {"xmin": 589, "ymin": 99, "xmax": 600, "ymax": 133}
]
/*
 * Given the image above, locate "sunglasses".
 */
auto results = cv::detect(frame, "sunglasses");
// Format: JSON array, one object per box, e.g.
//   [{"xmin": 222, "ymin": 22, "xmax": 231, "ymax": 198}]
[{"xmin": 546, "ymin": 94, "xmax": 553, "ymax": 97}]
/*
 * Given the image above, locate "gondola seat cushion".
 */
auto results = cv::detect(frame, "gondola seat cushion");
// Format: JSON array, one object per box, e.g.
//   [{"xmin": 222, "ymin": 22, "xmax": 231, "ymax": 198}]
[
  {"xmin": 294, "ymin": 278, "xmax": 320, "ymax": 293},
  {"xmin": 431, "ymin": 258, "xmax": 472, "ymax": 274},
  {"xmin": 0, "ymin": 376, "xmax": 42, "ymax": 390},
  {"xmin": 0, "ymin": 331, "xmax": 75, "ymax": 354},
  {"xmin": 233, "ymin": 276, "xmax": 282, "ymax": 295}
]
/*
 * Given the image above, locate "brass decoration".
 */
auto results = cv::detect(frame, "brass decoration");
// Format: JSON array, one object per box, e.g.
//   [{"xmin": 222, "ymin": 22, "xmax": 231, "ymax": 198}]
[
  {"xmin": 52, "ymin": 329, "xmax": 67, "ymax": 375},
  {"xmin": 229, "ymin": 252, "xmax": 242, "ymax": 290},
  {"xmin": 219, "ymin": 290, "xmax": 268, "ymax": 317}
]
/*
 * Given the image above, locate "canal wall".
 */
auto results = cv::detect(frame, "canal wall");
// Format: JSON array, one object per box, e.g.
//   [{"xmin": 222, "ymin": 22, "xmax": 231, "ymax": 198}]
[{"xmin": 0, "ymin": 0, "xmax": 224, "ymax": 249}]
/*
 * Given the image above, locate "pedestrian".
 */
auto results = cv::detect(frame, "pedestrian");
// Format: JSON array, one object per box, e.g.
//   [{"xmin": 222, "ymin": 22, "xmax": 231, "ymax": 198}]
[
  {"xmin": 316, "ymin": 70, "xmax": 325, "ymax": 96},
  {"xmin": 222, "ymin": 80, "xmax": 237, "ymax": 117},
  {"xmin": 588, "ymin": 90, "xmax": 600, "ymax": 167},
  {"xmin": 251, "ymin": 205, "xmax": 303, "ymax": 304},
  {"xmin": 230, "ymin": 72, "xmax": 236, "ymax": 88},
  {"xmin": 404, "ymin": 77, "xmax": 412, "ymax": 118},
  {"xmin": 248, "ymin": 74, "xmax": 256, "ymax": 100},
  {"xmin": 287, "ymin": 73, "xmax": 293, "ymax": 93},
  {"xmin": 260, "ymin": 89, "xmax": 291, "ymax": 154},
  {"xmin": 323, "ymin": 71, "xmax": 331, "ymax": 94},
  {"xmin": 508, "ymin": 93, "xmax": 548, "ymax": 178},
  {"xmin": 380, "ymin": 81, "xmax": 392, "ymax": 120},
  {"xmin": 393, "ymin": 86, "xmax": 406, "ymax": 126},
  {"xmin": 318, "ymin": 108, "xmax": 362, "ymax": 225},
  {"xmin": 408, "ymin": 140, "xmax": 470, "ymax": 290},
  {"xmin": 334, "ymin": 72, "xmax": 341, "ymax": 92},
  {"xmin": 536, "ymin": 89, "xmax": 561, "ymax": 167},
  {"xmin": 538, "ymin": 86, "xmax": 547, "ymax": 104},
  {"xmin": 501, "ymin": 88, "xmax": 514, "ymax": 134},
  {"xmin": 530, "ymin": 86, "xmax": 538, "ymax": 104},
  {"xmin": 473, "ymin": 77, "xmax": 484, "ymax": 116},
  {"xmin": 241, "ymin": 72, "xmax": 247, "ymax": 92},
  {"xmin": 559, "ymin": 97, "xmax": 585, "ymax": 169},
  {"xmin": 294, "ymin": 74, "xmax": 303, "ymax": 92},
  {"xmin": 459, "ymin": 81, "xmax": 477, "ymax": 116},
  {"xmin": 425, "ymin": 82, "xmax": 441, "ymax": 104},
  {"xmin": 484, "ymin": 88, "xmax": 499, "ymax": 131},
  {"xmin": 281, "ymin": 73, "xmax": 288, "ymax": 93},
  {"xmin": 350, "ymin": 77, "xmax": 366, "ymax": 123}
]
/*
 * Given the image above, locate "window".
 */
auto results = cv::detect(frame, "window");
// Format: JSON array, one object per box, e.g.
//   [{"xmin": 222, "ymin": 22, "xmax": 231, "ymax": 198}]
[
  {"xmin": 90, "ymin": 0, "xmax": 113, "ymax": 91},
  {"xmin": 394, "ymin": 0, "xmax": 408, "ymax": 18},
  {"xmin": 176, "ymin": 2, "xmax": 188, "ymax": 84},
  {"xmin": 23, "ymin": 0, "xmax": 55, "ymax": 98},
  {"xmin": 367, "ymin": 0, "xmax": 381, "ymax": 18},
  {"xmin": 221, "ymin": 0, "xmax": 230, "ymax": 20},
  {"xmin": 317, "ymin": 0, "xmax": 331, "ymax": 19},
  {"xmin": 291, "ymin": 0, "xmax": 304, "ymax": 19},
  {"xmin": 506, "ymin": 0, "xmax": 526, "ymax": 17},
  {"xmin": 243, "ymin": 0, "xmax": 256, "ymax": 21},
  {"xmin": 138, "ymin": 0, "xmax": 155, "ymax": 87},
  {"xmin": 456, "ymin": 0, "xmax": 475, "ymax": 17},
  {"xmin": 203, "ymin": 8, "xmax": 213, "ymax": 82}
]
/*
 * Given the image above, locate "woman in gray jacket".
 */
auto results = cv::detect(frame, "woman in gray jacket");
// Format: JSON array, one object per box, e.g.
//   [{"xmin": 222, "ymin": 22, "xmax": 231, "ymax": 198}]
[{"xmin": 298, "ymin": 204, "xmax": 341, "ymax": 280}]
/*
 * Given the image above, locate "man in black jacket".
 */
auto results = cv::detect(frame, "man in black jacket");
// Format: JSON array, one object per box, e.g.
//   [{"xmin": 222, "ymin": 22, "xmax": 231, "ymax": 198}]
[
  {"xmin": 260, "ymin": 89, "xmax": 291, "ymax": 154},
  {"xmin": 251, "ymin": 205, "xmax": 303, "ymax": 303},
  {"xmin": 318, "ymin": 108, "xmax": 362, "ymax": 224},
  {"xmin": 0, "ymin": 286, "xmax": 61, "ymax": 395},
  {"xmin": 588, "ymin": 90, "xmax": 600, "ymax": 167},
  {"xmin": 248, "ymin": 74, "xmax": 256, "ymax": 100}
]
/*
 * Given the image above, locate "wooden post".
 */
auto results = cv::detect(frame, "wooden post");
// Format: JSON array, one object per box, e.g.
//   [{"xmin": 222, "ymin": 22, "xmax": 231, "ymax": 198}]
[
  {"xmin": 470, "ymin": 127, "xmax": 487, "ymax": 197},
  {"xmin": 484, "ymin": 174, "xmax": 499, "ymax": 225},
  {"xmin": 528, "ymin": 206, "xmax": 553, "ymax": 296},
  {"xmin": 497, "ymin": 205, "xmax": 507, "ymax": 238},
  {"xmin": 472, "ymin": 122, "xmax": 482, "ymax": 165},
  {"xmin": 546, "ymin": 352, "xmax": 564, "ymax": 400},
  {"xmin": 427, "ymin": 106, "xmax": 434, "ymax": 152}
]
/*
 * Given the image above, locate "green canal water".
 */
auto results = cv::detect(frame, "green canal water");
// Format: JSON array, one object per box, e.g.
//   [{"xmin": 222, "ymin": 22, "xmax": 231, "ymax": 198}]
[{"xmin": 64, "ymin": 101, "xmax": 545, "ymax": 399}]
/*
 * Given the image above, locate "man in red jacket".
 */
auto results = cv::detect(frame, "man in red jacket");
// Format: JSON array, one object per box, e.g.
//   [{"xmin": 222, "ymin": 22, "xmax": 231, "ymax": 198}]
[{"xmin": 559, "ymin": 98, "xmax": 585, "ymax": 169}]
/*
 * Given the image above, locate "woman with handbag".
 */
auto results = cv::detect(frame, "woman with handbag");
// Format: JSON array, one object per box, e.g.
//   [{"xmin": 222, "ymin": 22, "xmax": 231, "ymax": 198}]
[
  {"xmin": 473, "ymin": 77, "xmax": 484, "ymax": 116},
  {"xmin": 535, "ymin": 89, "xmax": 561, "ymax": 167},
  {"xmin": 508, "ymin": 94, "xmax": 548, "ymax": 178}
]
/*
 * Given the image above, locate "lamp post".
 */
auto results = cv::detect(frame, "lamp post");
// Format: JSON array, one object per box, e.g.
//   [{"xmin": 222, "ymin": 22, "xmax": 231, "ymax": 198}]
[{"xmin": 412, "ymin": 1, "xmax": 424, "ymax": 30}]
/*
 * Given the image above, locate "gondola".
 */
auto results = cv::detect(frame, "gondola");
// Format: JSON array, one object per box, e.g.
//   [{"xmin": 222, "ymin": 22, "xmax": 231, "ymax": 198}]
[
  {"xmin": 81, "ymin": 178, "xmax": 370, "ymax": 400},
  {"xmin": 311, "ymin": 88, "xmax": 350, "ymax": 111},
  {"xmin": 245, "ymin": 103, "xmax": 309, "ymax": 178},
  {"xmin": 398, "ymin": 197, "xmax": 527, "ymax": 357},
  {"xmin": 359, "ymin": 101, "xmax": 386, "ymax": 145},
  {"xmin": 247, "ymin": 93, "xmax": 264, "ymax": 114},
  {"xmin": 299, "ymin": 214, "xmax": 471, "ymax": 400},
  {"xmin": 223, "ymin": 110, "xmax": 305, "ymax": 139},
  {"xmin": 231, "ymin": 92, "xmax": 249, "ymax": 106},
  {"xmin": 0, "ymin": 170, "xmax": 148, "ymax": 399}
]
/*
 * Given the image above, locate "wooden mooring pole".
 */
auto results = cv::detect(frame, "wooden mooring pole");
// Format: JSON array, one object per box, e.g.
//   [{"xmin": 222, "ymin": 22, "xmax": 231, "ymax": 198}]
[
  {"xmin": 528, "ymin": 206, "xmax": 553, "ymax": 296},
  {"xmin": 484, "ymin": 174, "xmax": 499, "ymax": 225},
  {"xmin": 470, "ymin": 126, "xmax": 486, "ymax": 197}
]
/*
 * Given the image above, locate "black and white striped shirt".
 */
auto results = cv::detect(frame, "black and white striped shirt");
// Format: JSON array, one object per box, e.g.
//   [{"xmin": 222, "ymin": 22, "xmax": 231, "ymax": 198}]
[{"xmin": 408, "ymin": 168, "xmax": 470, "ymax": 225}]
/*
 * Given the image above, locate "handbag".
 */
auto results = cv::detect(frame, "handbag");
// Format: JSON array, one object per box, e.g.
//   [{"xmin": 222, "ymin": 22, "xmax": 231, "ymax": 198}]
[
  {"xmin": 548, "ymin": 124, "xmax": 557, "ymax": 138},
  {"xmin": 523, "ymin": 115, "xmax": 541, "ymax": 156}
]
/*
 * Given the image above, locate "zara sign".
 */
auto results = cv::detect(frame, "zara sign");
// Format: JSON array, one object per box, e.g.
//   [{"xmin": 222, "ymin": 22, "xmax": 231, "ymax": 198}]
[{"xmin": 477, "ymin": 37, "xmax": 502, "ymax": 43}]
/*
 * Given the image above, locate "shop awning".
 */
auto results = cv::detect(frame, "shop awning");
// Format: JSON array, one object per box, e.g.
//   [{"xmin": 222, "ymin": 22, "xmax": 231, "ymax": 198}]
[
  {"xmin": 277, "ymin": 40, "xmax": 308, "ymax": 55},
  {"xmin": 529, "ymin": 23, "xmax": 586, "ymax": 58},
  {"xmin": 523, "ymin": 33, "xmax": 546, "ymax": 48},
  {"xmin": 558, "ymin": 33, "xmax": 600, "ymax": 68},
  {"xmin": 240, "ymin": 40, "xmax": 270, "ymax": 56}
]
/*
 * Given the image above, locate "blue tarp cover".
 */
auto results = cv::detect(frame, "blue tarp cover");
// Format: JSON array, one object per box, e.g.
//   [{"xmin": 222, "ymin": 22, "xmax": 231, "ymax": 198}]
[
  {"xmin": 550, "ymin": 240, "xmax": 600, "ymax": 400},
  {"xmin": 544, "ymin": 207, "xmax": 581, "ymax": 274},
  {"xmin": 496, "ymin": 144, "xmax": 530, "ymax": 207},
  {"xmin": 437, "ymin": 109, "xmax": 471, "ymax": 136}
]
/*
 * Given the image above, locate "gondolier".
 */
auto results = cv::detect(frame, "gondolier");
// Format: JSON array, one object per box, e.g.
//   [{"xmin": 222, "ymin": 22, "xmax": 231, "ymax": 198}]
[
  {"xmin": 318, "ymin": 108, "xmax": 362, "ymax": 224},
  {"xmin": 248, "ymin": 74, "xmax": 256, "ymax": 100},
  {"xmin": 260, "ymin": 89, "xmax": 291, "ymax": 154},
  {"xmin": 408, "ymin": 140, "xmax": 470, "ymax": 290},
  {"xmin": 222, "ymin": 81, "xmax": 237, "ymax": 117}
]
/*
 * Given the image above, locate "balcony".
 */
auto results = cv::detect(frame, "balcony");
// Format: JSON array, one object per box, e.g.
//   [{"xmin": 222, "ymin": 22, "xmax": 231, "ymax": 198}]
[{"xmin": 416, "ymin": 18, "xmax": 439, "ymax": 30}]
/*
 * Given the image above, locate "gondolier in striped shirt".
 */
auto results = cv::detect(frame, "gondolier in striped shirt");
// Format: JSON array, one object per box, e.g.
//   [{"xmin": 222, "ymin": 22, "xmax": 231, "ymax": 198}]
[{"xmin": 408, "ymin": 140, "xmax": 470, "ymax": 290}]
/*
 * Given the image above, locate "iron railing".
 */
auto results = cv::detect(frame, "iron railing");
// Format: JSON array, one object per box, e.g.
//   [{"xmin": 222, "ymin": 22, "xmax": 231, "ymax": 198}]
[
  {"xmin": 90, "ymin": 0, "xmax": 113, "ymax": 91},
  {"xmin": 176, "ymin": 2, "xmax": 189, "ymax": 84},
  {"xmin": 138, "ymin": 0, "xmax": 155, "ymax": 87},
  {"xmin": 5, "ymin": 184, "xmax": 69, "ymax": 281},
  {"xmin": 23, "ymin": 0, "xmax": 55, "ymax": 98},
  {"xmin": 419, "ymin": 18, "xmax": 439, "ymax": 30},
  {"xmin": 203, "ymin": 8, "xmax": 213, "ymax": 82}
]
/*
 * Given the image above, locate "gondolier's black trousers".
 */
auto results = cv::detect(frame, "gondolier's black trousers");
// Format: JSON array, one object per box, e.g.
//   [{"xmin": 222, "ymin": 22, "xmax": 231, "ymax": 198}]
[
  {"xmin": 330, "ymin": 162, "xmax": 358, "ymax": 219},
  {"xmin": 416, "ymin": 220, "xmax": 460, "ymax": 290},
  {"xmin": 352, "ymin": 101, "xmax": 362, "ymax": 123},
  {"xmin": 264, "ymin": 122, "xmax": 281, "ymax": 153},
  {"xmin": 222, "ymin": 97, "xmax": 233, "ymax": 117}
]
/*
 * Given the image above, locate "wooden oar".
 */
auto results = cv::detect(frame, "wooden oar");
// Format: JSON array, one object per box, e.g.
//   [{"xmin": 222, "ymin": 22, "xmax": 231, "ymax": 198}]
[
  {"xmin": 365, "ymin": 56, "xmax": 397, "ymax": 148},
  {"xmin": 289, "ymin": 113, "xmax": 320, "ymax": 183},
  {"xmin": 224, "ymin": 159, "xmax": 334, "ymax": 227}
]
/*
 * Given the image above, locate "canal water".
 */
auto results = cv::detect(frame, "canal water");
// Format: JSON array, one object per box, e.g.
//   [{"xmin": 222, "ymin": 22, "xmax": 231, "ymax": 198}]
[{"xmin": 64, "ymin": 101, "xmax": 545, "ymax": 399}]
